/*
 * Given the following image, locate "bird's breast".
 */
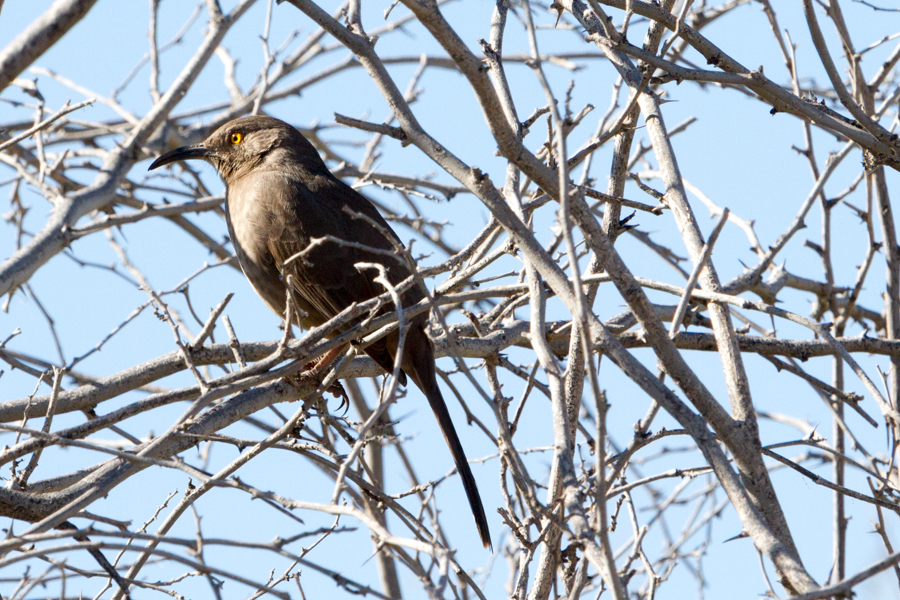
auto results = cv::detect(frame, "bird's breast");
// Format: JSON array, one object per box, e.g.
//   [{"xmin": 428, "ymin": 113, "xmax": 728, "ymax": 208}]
[
  {"xmin": 227, "ymin": 190, "xmax": 268, "ymax": 263},
  {"xmin": 225, "ymin": 186, "xmax": 287, "ymax": 316}
]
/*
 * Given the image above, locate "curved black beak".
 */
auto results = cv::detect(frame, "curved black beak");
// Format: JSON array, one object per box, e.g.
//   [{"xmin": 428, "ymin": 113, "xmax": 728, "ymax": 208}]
[{"xmin": 148, "ymin": 144, "xmax": 214, "ymax": 170}]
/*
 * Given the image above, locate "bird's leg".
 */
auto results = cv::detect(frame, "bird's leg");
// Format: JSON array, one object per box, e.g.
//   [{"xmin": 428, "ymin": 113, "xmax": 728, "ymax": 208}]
[
  {"xmin": 299, "ymin": 344, "xmax": 344, "ymax": 374},
  {"xmin": 288, "ymin": 344, "xmax": 349, "ymax": 402}
]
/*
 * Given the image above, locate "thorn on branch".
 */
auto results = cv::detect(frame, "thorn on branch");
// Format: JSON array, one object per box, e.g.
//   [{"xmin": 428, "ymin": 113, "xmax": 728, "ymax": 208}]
[
  {"xmin": 804, "ymin": 240, "xmax": 825, "ymax": 256},
  {"xmin": 549, "ymin": 2, "xmax": 564, "ymax": 26}
]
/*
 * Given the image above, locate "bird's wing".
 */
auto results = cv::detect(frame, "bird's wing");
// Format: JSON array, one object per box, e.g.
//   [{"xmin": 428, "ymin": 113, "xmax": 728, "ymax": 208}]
[
  {"xmin": 263, "ymin": 172, "xmax": 414, "ymax": 378},
  {"xmin": 263, "ymin": 175, "xmax": 399, "ymax": 318}
]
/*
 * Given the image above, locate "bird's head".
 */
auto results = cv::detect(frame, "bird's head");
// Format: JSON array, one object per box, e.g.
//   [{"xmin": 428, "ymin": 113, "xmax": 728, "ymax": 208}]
[{"xmin": 149, "ymin": 115, "xmax": 325, "ymax": 182}]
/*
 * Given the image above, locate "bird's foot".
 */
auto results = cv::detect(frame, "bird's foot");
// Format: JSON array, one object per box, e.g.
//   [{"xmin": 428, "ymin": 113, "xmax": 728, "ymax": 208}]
[
  {"xmin": 287, "ymin": 371, "xmax": 349, "ymax": 413},
  {"xmin": 284, "ymin": 345, "xmax": 349, "ymax": 409}
]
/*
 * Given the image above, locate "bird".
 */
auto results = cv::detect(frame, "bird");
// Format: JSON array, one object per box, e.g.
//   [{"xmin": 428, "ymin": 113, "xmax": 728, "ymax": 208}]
[{"xmin": 149, "ymin": 115, "xmax": 491, "ymax": 549}]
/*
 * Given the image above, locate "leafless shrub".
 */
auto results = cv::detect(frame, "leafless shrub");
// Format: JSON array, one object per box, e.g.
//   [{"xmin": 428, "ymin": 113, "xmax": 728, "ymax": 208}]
[{"xmin": 1, "ymin": 0, "xmax": 900, "ymax": 598}]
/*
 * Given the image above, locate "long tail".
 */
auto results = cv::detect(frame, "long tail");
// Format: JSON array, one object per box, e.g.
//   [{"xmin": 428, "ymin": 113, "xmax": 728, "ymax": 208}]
[{"xmin": 403, "ymin": 325, "xmax": 491, "ymax": 550}]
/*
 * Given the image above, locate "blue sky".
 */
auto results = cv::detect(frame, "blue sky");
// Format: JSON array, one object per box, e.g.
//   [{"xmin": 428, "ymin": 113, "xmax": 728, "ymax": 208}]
[{"xmin": 2, "ymin": 0, "xmax": 900, "ymax": 598}]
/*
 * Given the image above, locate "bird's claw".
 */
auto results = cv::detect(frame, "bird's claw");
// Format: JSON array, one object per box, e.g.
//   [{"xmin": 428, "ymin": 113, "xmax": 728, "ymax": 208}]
[
  {"xmin": 328, "ymin": 381, "xmax": 350, "ymax": 414},
  {"xmin": 285, "ymin": 368, "xmax": 348, "ymax": 413}
]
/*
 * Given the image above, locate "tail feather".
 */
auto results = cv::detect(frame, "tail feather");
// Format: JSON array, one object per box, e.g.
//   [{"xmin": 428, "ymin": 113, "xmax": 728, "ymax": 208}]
[{"xmin": 402, "ymin": 325, "xmax": 492, "ymax": 550}]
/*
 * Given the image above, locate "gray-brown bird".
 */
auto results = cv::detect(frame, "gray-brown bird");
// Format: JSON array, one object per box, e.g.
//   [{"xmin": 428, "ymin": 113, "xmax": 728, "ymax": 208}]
[{"xmin": 149, "ymin": 115, "xmax": 490, "ymax": 548}]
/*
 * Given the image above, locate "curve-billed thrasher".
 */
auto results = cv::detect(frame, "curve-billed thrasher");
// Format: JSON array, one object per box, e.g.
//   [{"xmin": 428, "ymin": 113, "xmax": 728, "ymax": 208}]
[{"xmin": 150, "ymin": 116, "xmax": 490, "ymax": 548}]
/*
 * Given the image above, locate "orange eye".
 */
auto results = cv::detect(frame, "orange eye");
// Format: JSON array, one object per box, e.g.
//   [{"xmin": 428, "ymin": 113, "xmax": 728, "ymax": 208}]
[{"xmin": 230, "ymin": 132, "xmax": 242, "ymax": 144}]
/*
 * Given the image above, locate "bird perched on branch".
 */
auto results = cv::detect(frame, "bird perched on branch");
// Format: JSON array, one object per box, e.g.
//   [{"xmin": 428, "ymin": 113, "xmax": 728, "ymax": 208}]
[{"xmin": 149, "ymin": 115, "xmax": 491, "ymax": 548}]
